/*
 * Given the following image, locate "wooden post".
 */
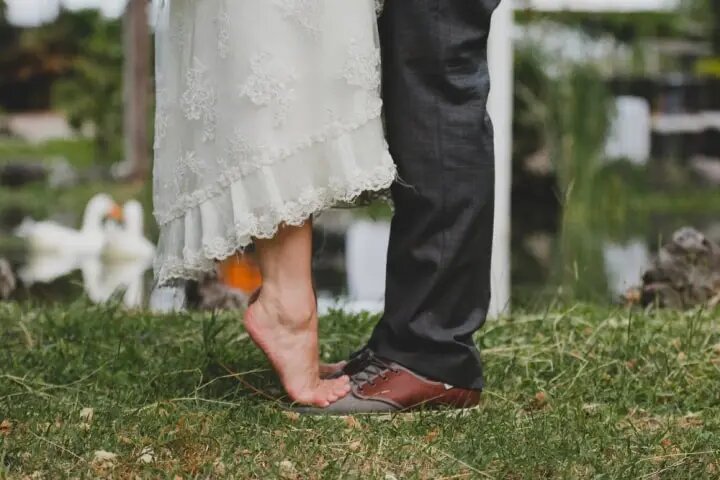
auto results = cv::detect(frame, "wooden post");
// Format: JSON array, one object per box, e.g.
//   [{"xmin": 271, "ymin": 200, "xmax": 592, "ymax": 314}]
[{"xmin": 123, "ymin": 0, "xmax": 150, "ymax": 182}]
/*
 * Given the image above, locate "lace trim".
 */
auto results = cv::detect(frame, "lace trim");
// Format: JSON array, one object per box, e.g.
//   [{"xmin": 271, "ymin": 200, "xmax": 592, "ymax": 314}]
[
  {"xmin": 154, "ymin": 160, "xmax": 397, "ymax": 286},
  {"xmin": 375, "ymin": 0, "xmax": 385, "ymax": 15},
  {"xmin": 153, "ymin": 100, "xmax": 383, "ymax": 225},
  {"xmin": 274, "ymin": 0, "xmax": 322, "ymax": 34}
]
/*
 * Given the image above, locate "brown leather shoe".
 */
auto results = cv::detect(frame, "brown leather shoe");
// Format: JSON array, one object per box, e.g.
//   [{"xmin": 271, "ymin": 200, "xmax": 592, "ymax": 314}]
[{"xmin": 294, "ymin": 351, "xmax": 481, "ymax": 415}]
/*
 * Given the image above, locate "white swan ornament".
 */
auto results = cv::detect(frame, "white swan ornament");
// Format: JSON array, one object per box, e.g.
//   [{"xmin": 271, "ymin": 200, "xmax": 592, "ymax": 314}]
[
  {"xmin": 101, "ymin": 200, "xmax": 156, "ymax": 263},
  {"xmin": 17, "ymin": 252, "xmax": 84, "ymax": 286},
  {"xmin": 15, "ymin": 193, "xmax": 122, "ymax": 255},
  {"xmin": 82, "ymin": 255, "xmax": 148, "ymax": 308}
]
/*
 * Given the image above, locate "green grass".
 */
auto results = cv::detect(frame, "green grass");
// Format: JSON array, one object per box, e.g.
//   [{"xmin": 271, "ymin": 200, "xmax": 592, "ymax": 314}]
[
  {"xmin": 2, "ymin": 302, "xmax": 720, "ymax": 478},
  {"xmin": 0, "ymin": 139, "xmax": 96, "ymax": 170},
  {"xmin": 0, "ymin": 182, "xmax": 145, "ymax": 223}
]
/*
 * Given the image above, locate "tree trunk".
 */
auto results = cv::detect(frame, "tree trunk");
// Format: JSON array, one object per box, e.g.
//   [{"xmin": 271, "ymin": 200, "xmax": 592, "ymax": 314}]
[{"xmin": 123, "ymin": 0, "xmax": 150, "ymax": 182}]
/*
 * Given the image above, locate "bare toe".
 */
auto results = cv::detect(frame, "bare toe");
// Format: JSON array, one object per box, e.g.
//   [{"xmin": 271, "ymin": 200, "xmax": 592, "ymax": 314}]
[
  {"xmin": 331, "ymin": 377, "xmax": 350, "ymax": 396},
  {"xmin": 321, "ymin": 380, "xmax": 349, "ymax": 405}
]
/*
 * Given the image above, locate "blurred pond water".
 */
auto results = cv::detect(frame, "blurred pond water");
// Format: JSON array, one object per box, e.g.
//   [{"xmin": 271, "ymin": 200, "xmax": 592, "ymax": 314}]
[
  {"xmin": 511, "ymin": 211, "xmax": 720, "ymax": 307},
  {"xmin": 0, "ymin": 206, "xmax": 718, "ymax": 311}
]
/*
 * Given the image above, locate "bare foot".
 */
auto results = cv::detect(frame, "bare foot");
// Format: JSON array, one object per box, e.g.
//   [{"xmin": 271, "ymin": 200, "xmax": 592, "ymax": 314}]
[
  {"xmin": 244, "ymin": 290, "xmax": 350, "ymax": 407},
  {"xmin": 249, "ymin": 288, "xmax": 346, "ymax": 380}
]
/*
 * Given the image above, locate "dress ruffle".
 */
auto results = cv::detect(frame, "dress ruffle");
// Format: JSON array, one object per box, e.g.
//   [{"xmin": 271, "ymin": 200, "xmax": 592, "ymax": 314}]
[{"xmin": 154, "ymin": 116, "xmax": 396, "ymax": 285}]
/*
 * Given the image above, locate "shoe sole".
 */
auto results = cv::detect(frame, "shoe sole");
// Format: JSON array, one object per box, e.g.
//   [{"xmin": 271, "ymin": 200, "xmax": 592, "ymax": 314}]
[{"xmin": 288, "ymin": 403, "xmax": 481, "ymax": 418}]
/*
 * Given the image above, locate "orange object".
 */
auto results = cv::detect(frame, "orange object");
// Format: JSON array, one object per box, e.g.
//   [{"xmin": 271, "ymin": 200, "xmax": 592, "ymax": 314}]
[
  {"xmin": 218, "ymin": 254, "xmax": 263, "ymax": 294},
  {"xmin": 108, "ymin": 204, "xmax": 124, "ymax": 221}
]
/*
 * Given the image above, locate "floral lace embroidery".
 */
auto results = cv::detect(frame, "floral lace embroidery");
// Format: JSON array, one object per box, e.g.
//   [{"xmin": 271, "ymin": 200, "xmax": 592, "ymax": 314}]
[
  {"xmin": 174, "ymin": 150, "xmax": 202, "ymax": 193},
  {"xmin": 181, "ymin": 150, "xmax": 203, "ymax": 176},
  {"xmin": 214, "ymin": 7, "xmax": 231, "ymax": 59},
  {"xmin": 154, "ymin": 160, "xmax": 397, "ymax": 285},
  {"xmin": 238, "ymin": 53, "xmax": 297, "ymax": 127},
  {"xmin": 225, "ymin": 127, "xmax": 257, "ymax": 174},
  {"xmin": 180, "ymin": 57, "xmax": 217, "ymax": 143},
  {"xmin": 154, "ymin": 98, "xmax": 383, "ymax": 225},
  {"xmin": 154, "ymin": 111, "xmax": 169, "ymax": 150},
  {"xmin": 169, "ymin": 7, "xmax": 189, "ymax": 50},
  {"xmin": 153, "ymin": 75, "xmax": 170, "ymax": 150},
  {"xmin": 342, "ymin": 38, "xmax": 381, "ymax": 91},
  {"xmin": 274, "ymin": 0, "xmax": 321, "ymax": 34}
]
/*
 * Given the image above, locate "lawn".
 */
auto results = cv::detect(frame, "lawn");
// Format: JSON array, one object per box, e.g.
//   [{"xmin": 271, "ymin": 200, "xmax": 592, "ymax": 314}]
[
  {"xmin": 0, "ymin": 181, "xmax": 146, "ymax": 223},
  {"xmin": 1, "ymin": 302, "xmax": 720, "ymax": 479},
  {"xmin": 0, "ymin": 139, "xmax": 96, "ymax": 170}
]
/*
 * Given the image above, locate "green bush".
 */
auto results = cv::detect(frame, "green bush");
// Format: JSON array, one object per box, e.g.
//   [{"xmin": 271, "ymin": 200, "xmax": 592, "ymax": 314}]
[{"xmin": 51, "ymin": 14, "xmax": 124, "ymax": 164}]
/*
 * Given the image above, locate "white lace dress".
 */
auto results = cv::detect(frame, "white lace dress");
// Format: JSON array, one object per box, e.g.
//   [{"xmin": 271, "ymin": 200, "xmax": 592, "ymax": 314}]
[{"xmin": 152, "ymin": 0, "xmax": 396, "ymax": 285}]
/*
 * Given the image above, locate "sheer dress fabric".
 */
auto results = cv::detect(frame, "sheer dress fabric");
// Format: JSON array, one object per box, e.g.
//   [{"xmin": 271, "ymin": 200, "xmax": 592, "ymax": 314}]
[{"xmin": 153, "ymin": 0, "xmax": 396, "ymax": 284}]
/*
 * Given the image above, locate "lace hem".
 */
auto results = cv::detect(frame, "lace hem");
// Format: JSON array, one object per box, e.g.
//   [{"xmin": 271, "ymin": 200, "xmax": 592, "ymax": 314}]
[
  {"xmin": 153, "ymin": 100, "xmax": 383, "ymax": 226},
  {"xmin": 154, "ymin": 160, "xmax": 396, "ymax": 286},
  {"xmin": 375, "ymin": 0, "xmax": 385, "ymax": 15}
]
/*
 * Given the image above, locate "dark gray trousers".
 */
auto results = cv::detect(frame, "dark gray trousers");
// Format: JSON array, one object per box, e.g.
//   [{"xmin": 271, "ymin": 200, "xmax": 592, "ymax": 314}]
[{"xmin": 368, "ymin": 0, "xmax": 500, "ymax": 390}]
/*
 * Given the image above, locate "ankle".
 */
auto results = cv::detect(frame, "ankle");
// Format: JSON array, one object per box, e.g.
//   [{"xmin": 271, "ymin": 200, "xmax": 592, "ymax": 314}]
[{"xmin": 257, "ymin": 283, "xmax": 316, "ymax": 327}]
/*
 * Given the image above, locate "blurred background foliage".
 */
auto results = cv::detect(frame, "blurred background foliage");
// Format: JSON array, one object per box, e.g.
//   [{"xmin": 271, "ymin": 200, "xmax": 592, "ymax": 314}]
[
  {"xmin": 510, "ymin": 0, "xmax": 720, "ymax": 305},
  {"xmin": 0, "ymin": 1, "xmax": 124, "ymax": 164},
  {"xmin": 517, "ymin": 0, "xmax": 719, "ymax": 57},
  {"xmin": 0, "ymin": 0, "xmax": 718, "ymax": 307},
  {"xmin": 0, "ymin": 0, "xmax": 716, "ymax": 182},
  {"xmin": 51, "ymin": 16, "xmax": 123, "ymax": 163}
]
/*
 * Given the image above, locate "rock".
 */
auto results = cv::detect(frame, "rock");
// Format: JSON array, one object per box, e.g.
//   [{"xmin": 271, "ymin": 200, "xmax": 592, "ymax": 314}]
[
  {"xmin": 278, "ymin": 460, "xmax": 297, "ymax": 479},
  {"xmin": 137, "ymin": 447, "xmax": 154, "ymax": 464},
  {"xmin": 184, "ymin": 255, "xmax": 262, "ymax": 311},
  {"xmin": 92, "ymin": 450, "xmax": 117, "ymax": 464},
  {"xmin": 79, "ymin": 407, "xmax": 94, "ymax": 423},
  {"xmin": 630, "ymin": 227, "xmax": 720, "ymax": 308},
  {"xmin": 186, "ymin": 274, "xmax": 249, "ymax": 311},
  {"xmin": 0, "ymin": 258, "xmax": 16, "ymax": 300}
]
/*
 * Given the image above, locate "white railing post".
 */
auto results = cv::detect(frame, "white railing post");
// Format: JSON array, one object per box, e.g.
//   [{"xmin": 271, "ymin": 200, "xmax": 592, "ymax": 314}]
[{"xmin": 488, "ymin": 0, "xmax": 515, "ymax": 317}]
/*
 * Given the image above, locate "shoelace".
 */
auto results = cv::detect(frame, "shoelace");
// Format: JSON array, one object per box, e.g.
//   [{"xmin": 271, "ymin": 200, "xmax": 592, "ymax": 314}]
[{"xmin": 348, "ymin": 351, "xmax": 400, "ymax": 391}]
